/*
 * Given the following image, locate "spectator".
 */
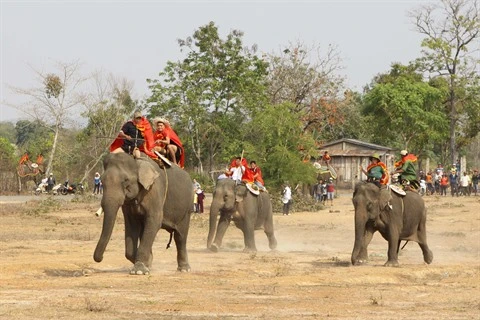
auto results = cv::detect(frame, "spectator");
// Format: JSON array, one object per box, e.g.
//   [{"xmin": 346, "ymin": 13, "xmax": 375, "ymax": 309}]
[
  {"xmin": 321, "ymin": 180, "xmax": 328, "ymax": 205},
  {"xmin": 281, "ymin": 183, "xmax": 292, "ymax": 216},
  {"xmin": 47, "ymin": 172, "xmax": 56, "ymax": 193},
  {"xmin": 449, "ymin": 170, "xmax": 459, "ymax": 197},
  {"xmin": 440, "ymin": 174, "xmax": 449, "ymax": 196},
  {"xmin": 472, "ymin": 170, "xmax": 479, "ymax": 196},
  {"xmin": 326, "ymin": 178, "xmax": 335, "ymax": 206},
  {"xmin": 459, "ymin": 172, "xmax": 471, "ymax": 196},
  {"xmin": 93, "ymin": 172, "xmax": 101, "ymax": 195},
  {"xmin": 196, "ymin": 189, "xmax": 205, "ymax": 213},
  {"xmin": 426, "ymin": 171, "xmax": 434, "ymax": 195}
]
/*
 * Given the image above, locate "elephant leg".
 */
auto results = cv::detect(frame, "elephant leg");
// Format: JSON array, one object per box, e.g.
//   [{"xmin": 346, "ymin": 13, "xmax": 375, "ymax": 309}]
[
  {"xmin": 241, "ymin": 222, "xmax": 257, "ymax": 253},
  {"xmin": 211, "ymin": 214, "xmax": 232, "ymax": 251},
  {"xmin": 131, "ymin": 214, "xmax": 160, "ymax": 275},
  {"xmin": 417, "ymin": 223, "xmax": 433, "ymax": 264},
  {"xmin": 173, "ymin": 229, "xmax": 191, "ymax": 272},
  {"xmin": 263, "ymin": 212, "xmax": 277, "ymax": 250},
  {"xmin": 123, "ymin": 208, "xmax": 141, "ymax": 265},
  {"xmin": 357, "ymin": 227, "xmax": 374, "ymax": 263},
  {"xmin": 385, "ymin": 229, "xmax": 400, "ymax": 267}
]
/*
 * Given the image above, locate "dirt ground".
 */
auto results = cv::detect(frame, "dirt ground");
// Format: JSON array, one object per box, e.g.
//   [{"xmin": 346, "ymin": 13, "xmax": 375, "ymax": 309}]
[{"xmin": 0, "ymin": 190, "xmax": 479, "ymax": 320}]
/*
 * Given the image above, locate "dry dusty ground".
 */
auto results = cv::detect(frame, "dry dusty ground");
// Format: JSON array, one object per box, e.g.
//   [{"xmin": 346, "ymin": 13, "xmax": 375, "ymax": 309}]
[{"xmin": 0, "ymin": 190, "xmax": 479, "ymax": 320}]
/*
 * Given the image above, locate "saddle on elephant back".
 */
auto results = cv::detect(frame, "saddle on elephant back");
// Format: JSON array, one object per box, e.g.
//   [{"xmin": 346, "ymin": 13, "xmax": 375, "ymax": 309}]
[{"xmin": 314, "ymin": 162, "xmax": 337, "ymax": 180}]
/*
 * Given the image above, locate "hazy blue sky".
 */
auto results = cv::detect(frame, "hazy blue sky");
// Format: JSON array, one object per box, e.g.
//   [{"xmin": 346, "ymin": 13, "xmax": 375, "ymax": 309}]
[{"xmin": 1, "ymin": 0, "xmax": 433, "ymax": 122}]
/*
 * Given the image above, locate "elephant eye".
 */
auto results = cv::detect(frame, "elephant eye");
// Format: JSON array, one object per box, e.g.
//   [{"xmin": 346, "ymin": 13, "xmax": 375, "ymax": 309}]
[{"xmin": 366, "ymin": 202, "xmax": 373, "ymax": 211}]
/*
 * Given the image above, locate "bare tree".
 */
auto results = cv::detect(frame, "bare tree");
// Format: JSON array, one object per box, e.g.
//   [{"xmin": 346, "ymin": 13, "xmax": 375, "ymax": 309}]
[
  {"xmin": 411, "ymin": 0, "xmax": 480, "ymax": 164},
  {"xmin": 78, "ymin": 71, "xmax": 137, "ymax": 183},
  {"xmin": 7, "ymin": 60, "xmax": 87, "ymax": 175}
]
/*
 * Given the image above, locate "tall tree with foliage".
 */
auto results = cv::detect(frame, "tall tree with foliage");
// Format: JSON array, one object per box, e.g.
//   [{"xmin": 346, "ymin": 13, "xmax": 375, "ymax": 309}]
[
  {"xmin": 7, "ymin": 60, "xmax": 87, "ymax": 175},
  {"xmin": 14, "ymin": 119, "xmax": 53, "ymax": 160},
  {"xmin": 412, "ymin": 0, "xmax": 480, "ymax": 164},
  {"xmin": 362, "ymin": 63, "xmax": 448, "ymax": 159},
  {"xmin": 264, "ymin": 42, "xmax": 362, "ymax": 145},
  {"xmin": 246, "ymin": 102, "xmax": 317, "ymax": 187},
  {"xmin": 147, "ymin": 22, "xmax": 269, "ymax": 173}
]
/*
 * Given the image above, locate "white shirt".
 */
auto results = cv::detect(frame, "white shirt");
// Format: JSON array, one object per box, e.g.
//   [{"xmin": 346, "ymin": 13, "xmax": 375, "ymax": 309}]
[
  {"xmin": 460, "ymin": 175, "xmax": 470, "ymax": 187},
  {"xmin": 282, "ymin": 186, "xmax": 292, "ymax": 204},
  {"xmin": 229, "ymin": 165, "xmax": 245, "ymax": 182}
]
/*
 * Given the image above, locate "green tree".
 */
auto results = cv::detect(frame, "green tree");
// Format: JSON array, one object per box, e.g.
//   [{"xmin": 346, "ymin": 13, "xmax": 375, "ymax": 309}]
[
  {"xmin": 247, "ymin": 102, "xmax": 317, "ymax": 187},
  {"xmin": 412, "ymin": 0, "xmax": 480, "ymax": 163},
  {"xmin": 0, "ymin": 121, "xmax": 16, "ymax": 144},
  {"xmin": 14, "ymin": 120, "xmax": 53, "ymax": 159},
  {"xmin": 362, "ymin": 63, "xmax": 448, "ymax": 159},
  {"xmin": 147, "ymin": 22, "xmax": 268, "ymax": 173},
  {"xmin": 0, "ymin": 137, "xmax": 16, "ymax": 170},
  {"xmin": 264, "ymin": 43, "xmax": 359, "ymax": 142}
]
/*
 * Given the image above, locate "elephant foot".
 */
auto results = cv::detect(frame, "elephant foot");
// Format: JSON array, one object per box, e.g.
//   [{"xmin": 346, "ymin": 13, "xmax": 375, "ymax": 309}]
[
  {"xmin": 177, "ymin": 264, "xmax": 191, "ymax": 272},
  {"xmin": 242, "ymin": 247, "xmax": 257, "ymax": 253},
  {"xmin": 384, "ymin": 260, "xmax": 400, "ymax": 267},
  {"xmin": 130, "ymin": 261, "xmax": 150, "ymax": 275},
  {"xmin": 209, "ymin": 244, "xmax": 219, "ymax": 252},
  {"xmin": 424, "ymin": 250, "xmax": 433, "ymax": 264},
  {"xmin": 352, "ymin": 259, "xmax": 367, "ymax": 266},
  {"xmin": 268, "ymin": 238, "xmax": 278, "ymax": 250}
]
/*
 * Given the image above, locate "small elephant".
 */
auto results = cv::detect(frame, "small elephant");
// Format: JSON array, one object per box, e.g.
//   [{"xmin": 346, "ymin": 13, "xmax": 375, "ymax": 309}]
[
  {"xmin": 351, "ymin": 182, "xmax": 433, "ymax": 266},
  {"xmin": 93, "ymin": 152, "xmax": 193, "ymax": 274},
  {"xmin": 207, "ymin": 179, "xmax": 277, "ymax": 252}
]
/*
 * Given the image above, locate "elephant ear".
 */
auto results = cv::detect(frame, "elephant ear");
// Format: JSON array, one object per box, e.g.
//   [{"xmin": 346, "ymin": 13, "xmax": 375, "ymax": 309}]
[
  {"xmin": 136, "ymin": 158, "xmax": 160, "ymax": 190},
  {"xmin": 378, "ymin": 188, "xmax": 393, "ymax": 211},
  {"xmin": 235, "ymin": 184, "xmax": 248, "ymax": 202}
]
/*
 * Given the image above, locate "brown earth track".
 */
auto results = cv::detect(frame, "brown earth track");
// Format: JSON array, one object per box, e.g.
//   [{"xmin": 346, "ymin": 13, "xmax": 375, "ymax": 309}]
[{"xmin": 0, "ymin": 192, "xmax": 479, "ymax": 319}]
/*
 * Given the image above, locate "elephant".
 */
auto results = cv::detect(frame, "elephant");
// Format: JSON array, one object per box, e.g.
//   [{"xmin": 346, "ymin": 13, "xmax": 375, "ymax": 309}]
[
  {"xmin": 351, "ymin": 182, "xmax": 433, "ymax": 267},
  {"xmin": 207, "ymin": 179, "xmax": 277, "ymax": 252},
  {"xmin": 93, "ymin": 152, "xmax": 193, "ymax": 275}
]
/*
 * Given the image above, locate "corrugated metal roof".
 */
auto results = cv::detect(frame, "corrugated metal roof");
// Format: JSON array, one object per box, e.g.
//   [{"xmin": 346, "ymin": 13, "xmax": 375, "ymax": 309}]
[
  {"xmin": 319, "ymin": 138, "xmax": 394, "ymax": 151},
  {"xmin": 326, "ymin": 149, "xmax": 392, "ymax": 157}
]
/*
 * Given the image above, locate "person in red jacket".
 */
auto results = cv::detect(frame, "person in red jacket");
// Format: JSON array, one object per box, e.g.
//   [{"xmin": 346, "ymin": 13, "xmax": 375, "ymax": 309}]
[
  {"xmin": 249, "ymin": 160, "xmax": 266, "ymax": 192},
  {"xmin": 152, "ymin": 117, "xmax": 185, "ymax": 168}
]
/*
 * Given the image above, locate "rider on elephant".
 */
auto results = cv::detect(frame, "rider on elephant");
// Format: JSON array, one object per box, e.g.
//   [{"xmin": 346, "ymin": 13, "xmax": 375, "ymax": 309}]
[
  {"xmin": 395, "ymin": 150, "xmax": 419, "ymax": 190},
  {"xmin": 152, "ymin": 117, "xmax": 185, "ymax": 168},
  {"xmin": 225, "ymin": 157, "xmax": 247, "ymax": 184},
  {"xmin": 360, "ymin": 153, "xmax": 389, "ymax": 188},
  {"xmin": 110, "ymin": 111, "xmax": 156, "ymax": 159},
  {"xmin": 248, "ymin": 161, "xmax": 267, "ymax": 192}
]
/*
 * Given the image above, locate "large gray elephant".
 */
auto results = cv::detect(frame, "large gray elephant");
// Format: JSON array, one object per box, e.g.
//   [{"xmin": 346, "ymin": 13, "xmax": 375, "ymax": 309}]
[
  {"xmin": 351, "ymin": 182, "xmax": 433, "ymax": 267},
  {"xmin": 207, "ymin": 179, "xmax": 277, "ymax": 252},
  {"xmin": 93, "ymin": 152, "xmax": 193, "ymax": 275}
]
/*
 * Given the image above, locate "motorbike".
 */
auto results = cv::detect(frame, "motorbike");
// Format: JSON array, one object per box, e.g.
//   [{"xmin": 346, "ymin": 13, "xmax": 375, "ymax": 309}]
[
  {"xmin": 34, "ymin": 182, "xmax": 48, "ymax": 195},
  {"xmin": 58, "ymin": 181, "xmax": 84, "ymax": 195}
]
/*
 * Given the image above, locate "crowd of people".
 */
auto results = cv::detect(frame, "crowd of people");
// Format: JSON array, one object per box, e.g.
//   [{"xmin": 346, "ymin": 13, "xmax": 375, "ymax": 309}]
[{"xmin": 423, "ymin": 166, "xmax": 478, "ymax": 197}]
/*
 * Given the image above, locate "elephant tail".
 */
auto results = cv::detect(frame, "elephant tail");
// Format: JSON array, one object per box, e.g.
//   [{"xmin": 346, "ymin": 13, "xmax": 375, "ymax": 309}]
[{"xmin": 166, "ymin": 231, "xmax": 174, "ymax": 249}]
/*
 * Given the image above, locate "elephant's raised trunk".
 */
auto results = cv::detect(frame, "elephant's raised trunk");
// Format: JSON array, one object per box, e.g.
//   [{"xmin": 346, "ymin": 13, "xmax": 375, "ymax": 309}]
[
  {"xmin": 94, "ymin": 199, "xmax": 121, "ymax": 262},
  {"xmin": 207, "ymin": 202, "xmax": 221, "ymax": 249}
]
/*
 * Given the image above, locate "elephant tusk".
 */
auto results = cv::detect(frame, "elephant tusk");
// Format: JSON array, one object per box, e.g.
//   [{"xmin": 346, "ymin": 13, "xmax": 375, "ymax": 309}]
[{"xmin": 95, "ymin": 207, "xmax": 103, "ymax": 217}]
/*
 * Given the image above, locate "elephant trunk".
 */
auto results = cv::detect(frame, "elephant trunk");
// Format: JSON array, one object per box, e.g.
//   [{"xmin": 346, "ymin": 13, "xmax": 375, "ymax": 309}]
[
  {"xmin": 351, "ymin": 209, "xmax": 367, "ymax": 265},
  {"xmin": 207, "ymin": 201, "xmax": 221, "ymax": 249},
  {"xmin": 94, "ymin": 199, "xmax": 121, "ymax": 262}
]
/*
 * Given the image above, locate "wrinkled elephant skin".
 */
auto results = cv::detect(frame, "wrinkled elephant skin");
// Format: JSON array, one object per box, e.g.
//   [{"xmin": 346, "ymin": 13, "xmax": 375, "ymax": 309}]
[
  {"xmin": 351, "ymin": 182, "xmax": 433, "ymax": 266},
  {"xmin": 93, "ymin": 153, "xmax": 193, "ymax": 274},
  {"xmin": 207, "ymin": 179, "xmax": 277, "ymax": 252}
]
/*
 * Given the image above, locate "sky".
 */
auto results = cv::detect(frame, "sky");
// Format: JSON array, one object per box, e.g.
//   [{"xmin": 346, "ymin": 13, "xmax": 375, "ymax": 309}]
[{"xmin": 0, "ymin": 0, "xmax": 434, "ymax": 123}]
